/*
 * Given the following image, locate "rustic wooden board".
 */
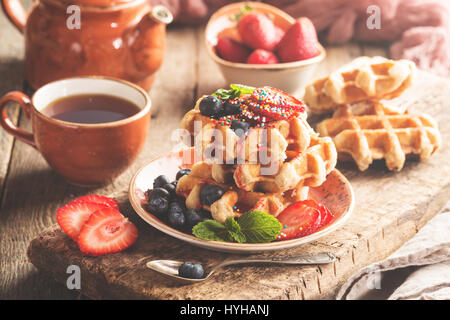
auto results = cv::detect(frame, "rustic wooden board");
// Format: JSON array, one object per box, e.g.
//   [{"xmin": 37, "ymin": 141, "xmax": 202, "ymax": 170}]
[{"xmin": 27, "ymin": 70, "xmax": 450, "ymax": 298}]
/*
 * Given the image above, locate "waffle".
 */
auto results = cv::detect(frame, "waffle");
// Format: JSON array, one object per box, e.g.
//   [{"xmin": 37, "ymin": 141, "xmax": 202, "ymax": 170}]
[
  {"xmin": 175, "ymin": 162, "xmax": 309, "ymax": 223},
  {"xmin": 304, "ymin": 57, "xmax": 416, "ymax": 115},
  {"xmin": 210, "ymin": 136, "xmax": 337, "ymax": 193},
  {"xmin": 180, "ymin": 96, "xmax": 315, "ymax": 164},
  {"xmin": 316, "ymin": 101, "xmax": 441, "ymax": 171}
]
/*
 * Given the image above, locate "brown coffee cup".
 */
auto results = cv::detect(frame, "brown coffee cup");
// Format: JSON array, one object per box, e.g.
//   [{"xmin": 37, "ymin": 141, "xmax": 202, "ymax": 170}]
[{"xmin": 0, "ymin": 76, "xmax": 151, "ymax": 186}]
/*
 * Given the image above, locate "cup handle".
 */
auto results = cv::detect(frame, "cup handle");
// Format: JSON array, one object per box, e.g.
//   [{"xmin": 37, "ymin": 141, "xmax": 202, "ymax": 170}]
[{"xmin": 0, "ymin": 91, "xmax": 36, "ymax": 149}]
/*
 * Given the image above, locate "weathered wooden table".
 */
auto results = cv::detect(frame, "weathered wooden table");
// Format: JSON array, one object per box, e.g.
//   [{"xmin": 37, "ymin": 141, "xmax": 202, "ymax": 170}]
[{"xmin": 1, "ymin": 8, "xmax": 449, "ymax": 299}]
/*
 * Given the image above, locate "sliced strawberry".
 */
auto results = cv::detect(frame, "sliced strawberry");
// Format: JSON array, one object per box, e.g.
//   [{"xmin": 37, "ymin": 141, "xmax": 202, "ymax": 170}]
[
  {"xmin": 317, "ymin": 202, "xmax": 334, "ymax": 228},
  {"xmin": 251, "ymin": 87, "xmax": 305, "ymax": 112},
  {"xmin": 77, "ymin": 207, "xmax": 138, "ymax": 256},
  {"xmin": 74, "ymin": 195, "xmax": 119, "ymax": 210},
  {"xmin": 276, "ymin": 200, "xmax": 322, "ymax": 240},
  {"xmin": 56, "ymin": 201, "xmax": 110, "ymax": 240}
]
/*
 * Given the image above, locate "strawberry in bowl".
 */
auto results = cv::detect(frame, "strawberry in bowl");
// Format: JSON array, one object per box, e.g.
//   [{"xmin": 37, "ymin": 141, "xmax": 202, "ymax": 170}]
[{"xmin": 206, "ymin": 2, "xmax": 325, "ymax": 93}]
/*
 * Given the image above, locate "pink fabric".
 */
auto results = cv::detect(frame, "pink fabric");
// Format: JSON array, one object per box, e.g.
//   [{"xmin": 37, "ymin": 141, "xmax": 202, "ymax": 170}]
[{"xmin": 151, "ymin": 0, "xmax": 450, "ymax": 76}]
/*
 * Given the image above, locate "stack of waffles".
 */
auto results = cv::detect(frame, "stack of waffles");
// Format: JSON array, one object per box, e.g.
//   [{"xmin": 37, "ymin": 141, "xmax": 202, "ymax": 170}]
[
  {"xmin": 176, "ymin": 87, "xmax": 337, "ymax": 223},
  {"xmin": 304, "ymin": 56, "xmax": 441, "ymax": 171}
]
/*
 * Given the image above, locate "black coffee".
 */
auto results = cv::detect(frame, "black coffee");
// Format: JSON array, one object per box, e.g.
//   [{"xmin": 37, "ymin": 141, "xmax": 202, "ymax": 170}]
[{"xmin": 42, "ymin": 94, "xmax": 141, "ymax": 124}]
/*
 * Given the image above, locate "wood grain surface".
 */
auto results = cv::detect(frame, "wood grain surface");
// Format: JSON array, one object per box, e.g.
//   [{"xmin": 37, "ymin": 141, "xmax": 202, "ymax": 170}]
[{"xmin": 1, "ymin": 10, "xmax": 449, "ymax": 299}]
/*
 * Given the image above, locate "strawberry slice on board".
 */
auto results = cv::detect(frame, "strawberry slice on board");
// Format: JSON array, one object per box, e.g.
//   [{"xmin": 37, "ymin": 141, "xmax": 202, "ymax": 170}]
[
  {"xmin": 77, "ymin": 207, "xmax": 138, "ymax": 256},
  {"xmin": 56, "ymin": 201, "xmax": 110, "ymax": 240},
  {"xmin": 317, "ymin": 202, "xmax": 334, "ymax": 228},
  {"xmin": 74, "ymin": 195, "xmax": 119, "ymax": 210},
  {"xmin": 276, "ymin": 200, "xmax": 322, "ymax": 240}
]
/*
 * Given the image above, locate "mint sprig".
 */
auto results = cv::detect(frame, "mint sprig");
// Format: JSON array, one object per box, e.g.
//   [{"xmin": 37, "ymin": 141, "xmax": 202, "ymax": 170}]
[
  {"xmin": 212, "ymin": 84, "xmax": 255, "ymax": 101},
  {"xmin": 237, "ymin": 211, "xmax": 282, "ymax": 243},
  {"xmin": 192, "ymin": 211, "xmax": 282, "ymax": 243}
]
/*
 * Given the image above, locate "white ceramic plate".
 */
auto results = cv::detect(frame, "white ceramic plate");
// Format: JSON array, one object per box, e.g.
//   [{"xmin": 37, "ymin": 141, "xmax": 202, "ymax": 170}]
[{"xmin": 129, "ymin": 148, "xmax": 354, "ymax": 253}]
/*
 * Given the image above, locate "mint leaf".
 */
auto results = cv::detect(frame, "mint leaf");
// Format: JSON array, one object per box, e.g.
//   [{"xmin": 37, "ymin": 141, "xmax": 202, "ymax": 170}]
[
  {"xmin": 225, "ymin": 218, "xmax": 246, "ymax": 243},
  {"xmin": 237, "ymin": 211, "xmax": 282, "ymax": 243},
  {"xmin": 212, "ymin": 84, "xmax": 255, "ymax": 101},
  {"xmin": 192, "ymin": 219, "xmax": 231, "ymax": 242},
  {"xmin": 230, "ymin": 84, "xmax": 255, "ymax": 95}
]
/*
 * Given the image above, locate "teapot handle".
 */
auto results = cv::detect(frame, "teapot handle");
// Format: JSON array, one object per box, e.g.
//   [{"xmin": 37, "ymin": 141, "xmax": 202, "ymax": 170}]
[{"xmin": 1, "ymin": 0, "xmax": 28, "ymax": 33}]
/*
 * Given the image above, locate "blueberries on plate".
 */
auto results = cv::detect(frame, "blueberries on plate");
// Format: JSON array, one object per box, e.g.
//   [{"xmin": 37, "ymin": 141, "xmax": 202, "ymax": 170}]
[
  {"xmin": 168, "ymin": 202, "xmax": 185, "ymax": 227},
  {"xmin": 153, "ymin": 175, "xmax": 171, "ymax": 189},
  {"xmin": 223, "ymin": 101, "xmax": 241, "ymax": 116},
  {"xmin": 178, "ymin": 262, "xmax": 205, "ymax": 279},
  {"xmin": 146, "ymin": 188, "xmax": 169, "ymax": 216},
  {"xmin": 176, "ymin": 168, "xmax": 191, "ymax": 181},
  {"xmin": 200, "ymin": 185, "xmax": 225, "ymax": 206},
  {"xmin": 185, "ymin": 209, "xmax": 204, "ymax": 229},
  {"xmin": 199, "ymin": 95, "xmax": 223, "ymax": 118},
  {"xmin": 230, "ymin": 119, "xmax": 250, "ymax": 137},
  {"xmin": 162, "ymin": 183, "xmax": 176, "ymax": 198}
]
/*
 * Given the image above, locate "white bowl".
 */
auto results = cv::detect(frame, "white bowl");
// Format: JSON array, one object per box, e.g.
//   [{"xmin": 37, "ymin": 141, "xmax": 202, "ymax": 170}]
[{"xmin": 205, "ymin": 2, "xmax": 326, "ymax": 94}]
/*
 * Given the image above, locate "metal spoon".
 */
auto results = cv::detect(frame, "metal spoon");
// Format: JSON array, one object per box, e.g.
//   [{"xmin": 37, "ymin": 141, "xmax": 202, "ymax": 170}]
[{"xmin": 146, "ymin": 252, "xmax": 336, "ymax": 284}]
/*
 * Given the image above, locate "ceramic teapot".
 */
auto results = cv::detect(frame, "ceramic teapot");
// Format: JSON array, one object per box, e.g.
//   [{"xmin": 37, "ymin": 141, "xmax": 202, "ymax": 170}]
[{"xmin": 1, "ymin": 0, "xmax": 173, "ymax": 89}]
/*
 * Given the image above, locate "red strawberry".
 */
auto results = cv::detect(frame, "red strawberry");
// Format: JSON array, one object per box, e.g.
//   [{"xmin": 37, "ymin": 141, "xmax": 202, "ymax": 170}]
[
  {"xmin": 216, "ymin": 36, "xmax": 251, "ymax": 63},
  {"xmin": 238, "ymin": 13, "xmax": 279, "ymax": 51},
  {"xmin": 276, "ymin": 200, "xmax": 322, "ymax": 240},
  {"xmin": 77, "ymin": 207, "xmax": 138, "ymax": 256},
  {"xmin": 317, "ymin": 202, "xmax": 334, "ymax": 228},
  {"xmin": 247, "ymin": 49, "xmax": 279, "ymax": 64},
  {"xmin": 274, "ymin": 26, "xmax": 285, "ymax": 48},
  {"xmin": 277, "ymin": 17, "xmax": 321, "ymax": 62},
  {"xmin": 56, "ymin": 201, "xmax": 110, "ymax": 240},
  {"xmin": 246, "ymin": 87, "xmax": 305, "ymax": 120},
  {"xmin": 74, "ymin": 195, "xmax": 119, "ymax": 210}
]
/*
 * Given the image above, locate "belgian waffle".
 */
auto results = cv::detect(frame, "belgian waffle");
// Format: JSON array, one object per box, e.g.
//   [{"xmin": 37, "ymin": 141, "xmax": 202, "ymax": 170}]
[
  {"xmin": 316, "ymin": 101, "xmax": 441, "ymax": 171},
  {"xmin": 304, "ymin": 56, "xmax": 416, "ymax": 115},
  {"xmin": 210, "ymin": 136, "xmax": 337, "ymax": 193},
  {"xmin": 175, "ymin": 162, "xmax": 308, "ymax": 223},
  {"xmin": 179, "ymin": 96, "xmax": 315, "ymax": 164}
]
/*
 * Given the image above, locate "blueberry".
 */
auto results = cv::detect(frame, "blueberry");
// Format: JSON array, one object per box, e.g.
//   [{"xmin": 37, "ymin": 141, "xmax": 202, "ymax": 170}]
[
  {"xmin": 230, "ymin": 120, "xmax": 250, "ymax": 137},
  {"xmin": 185, "ymin": 209, "xmax": 204, "ymax": 228},
  {"xmin": 146, "ymin": 189, "xmax": 169, "ymax": 216},
  {"xmin": 153, "ymin": 175, "xmax": 171, "ymax": 189},
  {"xmin": 200, "ymin": 185, "xmax": 225, "ymax": 206},
  {"xmin": 199, "ymin": 95, "xmax": 223, "ymax": 118},
  {"xmin": 178, "ymin": 262, "xmax": 205, "ymax": 279},
  {"xmin": 150, "ymin": 187, "xmax": 170, "ymax": 199},
  {"xmin": 162, "ymin": 183, "xmax": 176, "ymax": 198},
  {"xmin": 176, "ymin": 168, "xmax": 191, "ymax": 180},
  {"xmin": 168, "ymin": 210, "xmax": 185, "ymax": 227},
  {"xmin": 223, "ymin": 101, "xmax": 241, "ymax": 116}
]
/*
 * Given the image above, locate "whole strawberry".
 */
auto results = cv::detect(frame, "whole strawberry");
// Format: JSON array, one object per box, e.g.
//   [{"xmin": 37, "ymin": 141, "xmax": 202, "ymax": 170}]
[
  {"xmin": 238, "ymin": 13, "xmax": 280, "ymax": 51},
  {"xmin": 277, "ymin": 17, "xmax": 321, "ymax": 62},
  {"xmin": 216, "ymin": 36, "xmax": 251, "ymax": 63},
  {"xmin": 247, "ymin": 49, "xmax": 279, "ymax": 64}
]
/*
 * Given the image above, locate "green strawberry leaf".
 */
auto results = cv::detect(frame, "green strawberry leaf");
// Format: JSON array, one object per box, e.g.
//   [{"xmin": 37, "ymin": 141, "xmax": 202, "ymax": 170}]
[
  {"xmin": 230, "ymin": 4, "xmax": 253, "ymax": 22},
  {"xmin": 237, "ymin": 211, "xmax": 282, "ymax": 243}
]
